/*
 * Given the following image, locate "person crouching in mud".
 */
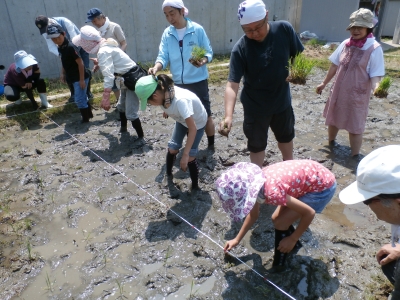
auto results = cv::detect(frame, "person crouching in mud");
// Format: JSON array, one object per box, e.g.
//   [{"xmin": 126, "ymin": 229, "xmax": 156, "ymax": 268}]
[{"xmin": 215, "ymin": 160, "xmax": 336, "ymax": 272}]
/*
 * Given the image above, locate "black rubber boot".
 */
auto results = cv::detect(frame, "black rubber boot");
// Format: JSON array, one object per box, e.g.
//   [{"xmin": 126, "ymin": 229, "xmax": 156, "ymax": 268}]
[
  {"xmin": 188, "ymin": 158, "xmax": 199, "ymax": 190},
  {"xmin": 131, "ymin": 118, "xmax": 144, "ymax": 138},
  {"xmin": 80, "ymin": 108, "xmax": 89, "ymax": 123},
  {"xmin": 288, "ymin": 224, "xmax": 302, "ymax": 252},
  {"xmin": 207, "ymin": 135, "xmax": 215, "ymax": 148},
  {"xmin": 166, "ymin": 151, "xmax": 177, "ymax": 176},
  {"xmin": 119, "ymin": 112, "xmax": 128, "ymax": 133},
  {"xmin": 271, "ymin": 228, "xmax": 291, "ymax": 273},
  {"xmin": 68, "ymin": 83, "xmax": 75, "ymax": 103},
  {"xmin": 86, "ymin": 77, "xmax": 94, "ymax": 100},
  {"xmin": 87, "ymin": 103, "xmax": 93, "ymax": 119}
]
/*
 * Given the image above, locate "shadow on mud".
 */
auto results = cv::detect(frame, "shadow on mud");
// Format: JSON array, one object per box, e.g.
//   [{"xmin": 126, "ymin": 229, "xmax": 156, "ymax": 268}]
[
  {"xmin": 222, "ymin": 252, "xmax": 340, "ymax": 299},
  {"xmin": 319, "ymin": 143, "xmax": 365, "ymax": 174}
]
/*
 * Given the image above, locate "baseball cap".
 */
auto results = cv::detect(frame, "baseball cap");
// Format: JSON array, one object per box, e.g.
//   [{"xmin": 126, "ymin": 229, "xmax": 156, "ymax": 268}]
[
  {"xmin": 46, "ymin": 24, "xmax": 64, "ymax": 39},
  {"xmin": 346, "ymin": 8, "xmax": 374, "ymax": 30},
  {"xmin": 135, "ymin": 75, "xmax": 158, "ymax": 111},
  {"xmin": 237, "ymin": 0, "xmax": 267, "ymax": 25},
  {"xmin": 215, "ymin": 162, "xmax": 265, "ymax": 222},
  {"xmin": 14, "ymin": 50, "xmax": 38, "ymax": 70},
  {"xmin": 35, "ymin": 15, "xmax": 49, "ymax": 35},
  {"xmin": 86, "ymin": 8, "xmax": 102, "ymax": 23},
  {"xmin": 339, "ymin": 145, "xmax": 400, "ymax": 204}
]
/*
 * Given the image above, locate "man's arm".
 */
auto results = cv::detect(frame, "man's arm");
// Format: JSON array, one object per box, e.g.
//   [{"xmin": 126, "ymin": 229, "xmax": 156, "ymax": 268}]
[
  {"xmin": 220, "ymin": 81, "xmax": 239, "ymax": 132},
  {"xmin": 120, "ymin": 40, "xmax": 127, "ymax": 52},
  {"xmin": 75, "ymin": 57, "xmax": 86, "ymax": 89}
]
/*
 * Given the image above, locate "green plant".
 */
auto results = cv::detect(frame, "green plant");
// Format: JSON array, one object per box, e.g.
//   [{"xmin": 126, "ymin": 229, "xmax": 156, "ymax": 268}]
[
  {"xmin": 374, "ymin": 76, "xmax": 393, "ymax": 98},
  {"xmin": 190, "ymin": 45, "xmax": 207, "ymax": 62},
  {"xmin": 26, "ymin": 240, "xmax": 33, "ymax": 261},
  {"xmin": 287, "ymin": 53, "xmax": 316, "ymax": 85},
  {"xmin": 189, "ymin": 279, "xmax": 200, "ymax": 299},
  {"xmin": 307, "ymin": 38, "xmax": 326, "ymax": 47},
  {"xmin": 82, "ymin": 230, "xmax": 92, "ymax": 243},
  {"xmin": 67, "ymin": 206, "xmax": 73, "ymax": 218},
  {"xmin": 44, "ymin": 272, "xmax": 54, "ymax": 292},
  {"xmin": 163, "ymin": 245, "xmax": 173, "ymax": 267},
  {"xmin": 116, "ymin": 279, "xmax": 127, "ymax": 299}
]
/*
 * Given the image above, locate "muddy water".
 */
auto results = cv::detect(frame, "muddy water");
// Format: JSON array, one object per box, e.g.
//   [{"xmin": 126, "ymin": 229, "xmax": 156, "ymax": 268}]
[{"xmin": 1, "ymin": 69, "xmax": 400, "ymax": 299}]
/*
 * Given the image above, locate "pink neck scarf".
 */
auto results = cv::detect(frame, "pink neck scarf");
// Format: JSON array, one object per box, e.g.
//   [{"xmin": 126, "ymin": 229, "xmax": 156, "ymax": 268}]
[{"xmin": 346, "ymin": 33, "xmax": 373, "ymax": 48}]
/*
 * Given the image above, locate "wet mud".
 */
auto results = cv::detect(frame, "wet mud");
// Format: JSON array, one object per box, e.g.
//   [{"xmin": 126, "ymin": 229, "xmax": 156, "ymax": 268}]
[{"xmin": 1, "ymin": 68, "xmax": 400, "ymax": 299}]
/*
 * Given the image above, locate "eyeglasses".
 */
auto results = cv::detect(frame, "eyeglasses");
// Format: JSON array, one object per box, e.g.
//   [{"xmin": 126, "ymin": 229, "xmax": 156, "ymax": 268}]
[
  {"xmin": 363, "ymin": 197, "xmax": 380, "ymax": 206},
  {"xmin": 242, "ymin": 17, "xmax": 266, "ymax": 35}
]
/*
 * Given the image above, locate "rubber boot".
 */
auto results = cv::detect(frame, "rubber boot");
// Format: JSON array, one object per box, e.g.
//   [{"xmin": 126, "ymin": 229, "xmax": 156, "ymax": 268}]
[
  {"xmin": 80, "ymin": 108, "xmax": 90, "ymax": 123},
  {"xmin": 87, "ymin": 77, "xmax": 94, "ymax": 100},
  {"xmin": 14, "ymin": 99, "xmax": 22, "ymax": 105},
  {"xmin": 87, "ymin": 102, "xmax": 93, "ymax": 119},
  {"xmin": 288, "ymin": 224, "xmax": 302, "ymax": 252},
  {"xmin": 131, "ymin": 118, "xmax": 144, "ymax": 138},
  {"xmin": 166, "ymin": 151, "xmax": 177, "ymax": 176},
  {"xmin": 68, "ymin": 83, "xmax": 75, "ymax": 103},
  {"xmin": 188, "ymin": 158, "xmax": 199, "ymax": 190},
  {"xmin": 39, "ymin": 93, "xmax": 53, "ymax": 108},
  {"xmin": 119, "ymin": 112, "xmax": 128, "ymax": 133},
  {"xmin": 270, "ymin": 229, "xmax": 291, "ymax": 273}
]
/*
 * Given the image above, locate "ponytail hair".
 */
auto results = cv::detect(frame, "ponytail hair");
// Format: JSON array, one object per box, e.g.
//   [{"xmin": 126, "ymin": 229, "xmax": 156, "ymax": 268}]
[{"xmin": 155, "ymin": 74, "xmax": 174, "ymax": 92}]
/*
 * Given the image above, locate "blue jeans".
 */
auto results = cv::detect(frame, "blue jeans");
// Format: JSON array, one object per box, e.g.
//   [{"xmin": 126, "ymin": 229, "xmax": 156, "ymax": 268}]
[
  {"xmin": 299, "ymin": 181, "xmax": 337, "ymax": 213},
  {"xmin": 168, "ymin": 122, "xmax": 205, "ymax": 157},
  {"xmin": 72, "ymin": 78, "xmax": 89, "ymax": 109}
]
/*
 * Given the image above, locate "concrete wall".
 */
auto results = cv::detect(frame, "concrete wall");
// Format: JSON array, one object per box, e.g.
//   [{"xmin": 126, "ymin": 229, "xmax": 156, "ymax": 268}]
[
  {"xmin": 299, "ymin": 0, "xmax": 359, "ymax": 42},
  {"xmin": 381, "ymin": 1, "xmax": 400, "ymax": 36},
  {"xmin": 1, "ymin": 0, "xmax": 300, "ymax": 82}
]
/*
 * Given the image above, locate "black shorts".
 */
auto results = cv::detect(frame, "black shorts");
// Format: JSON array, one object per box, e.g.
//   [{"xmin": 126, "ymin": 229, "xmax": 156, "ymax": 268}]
[
  {"xmin": 175, "ymin": 79, "xmax": 212, "ymax": 117},
  {"xmin": 243, "ymin": 105, "xmax": 295, "ymax": 153}
]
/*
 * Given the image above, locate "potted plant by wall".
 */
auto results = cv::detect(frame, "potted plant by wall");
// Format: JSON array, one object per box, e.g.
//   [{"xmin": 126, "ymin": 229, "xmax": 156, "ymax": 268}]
[
  {"xmin": 374, "ymin": 76, "xmax": 393, "ymax": 98},
  {"xmin": 286, "ymin": 53, "xmax": 315, "ymax": 85}
]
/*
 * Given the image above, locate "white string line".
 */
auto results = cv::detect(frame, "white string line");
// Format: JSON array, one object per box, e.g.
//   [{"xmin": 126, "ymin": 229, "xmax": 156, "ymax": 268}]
[{"xmin": 31, "ymin": 109, "xmax": 296, "ymax": 300}]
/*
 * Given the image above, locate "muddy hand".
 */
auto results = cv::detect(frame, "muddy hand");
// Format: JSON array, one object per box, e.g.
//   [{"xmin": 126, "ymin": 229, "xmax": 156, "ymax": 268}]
[{"xmin": 218, "ymin": 119, "xmax": 231, "ymax": 137}]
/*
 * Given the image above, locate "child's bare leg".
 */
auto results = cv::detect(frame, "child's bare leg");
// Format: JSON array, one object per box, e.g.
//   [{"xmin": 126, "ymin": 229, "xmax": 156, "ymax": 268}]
[
  {"xmin": 250, "ymin": 150, "xmax": 265, "ymax": 168},
  {"xmin": 277, "ymin": 140, "xmax": 293, "ymax": 161},
  {"xmin": 271, "ymin": 206, "xmax": 301, "ymax": 230}
]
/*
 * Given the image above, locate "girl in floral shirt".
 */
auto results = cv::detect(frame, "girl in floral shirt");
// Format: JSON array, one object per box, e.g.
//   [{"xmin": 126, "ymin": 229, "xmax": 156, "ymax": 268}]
[{"xmin": 216, "ymin": 160, "xmax": 336, "ymax": 272}]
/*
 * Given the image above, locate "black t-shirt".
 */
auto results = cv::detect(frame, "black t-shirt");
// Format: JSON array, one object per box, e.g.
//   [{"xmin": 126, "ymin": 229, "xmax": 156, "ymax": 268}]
[
  {"xmin": 228, "ymin": 21, "xmax": 304, "ymax": 115},
  {"xmin": 58, "ymin": 38, "xmax": 89, "ymax": 83}
]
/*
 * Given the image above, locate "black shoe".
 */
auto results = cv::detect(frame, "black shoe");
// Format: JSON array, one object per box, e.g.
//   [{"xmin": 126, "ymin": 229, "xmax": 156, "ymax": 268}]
[
  {"xmin": 119, "ymin": 126, "xmax": 128, "ymax": 133},
  {"xmin": 329, "ymin": 140, "xmax": 339, "ymax": 147}
]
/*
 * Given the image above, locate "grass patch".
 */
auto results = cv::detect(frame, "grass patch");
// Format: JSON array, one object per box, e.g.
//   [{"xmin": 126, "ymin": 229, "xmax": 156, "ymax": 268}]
[
  {"xmin": 307, "ymin": 38, "xmax": 326, "ymax": 47},
  {"xmin": 287, "ymin": 52, "xmax": 316, "ymax": 84},
  {"xmin": 364, "ymin": 273, "xmax": 392, "ymax": 299}
]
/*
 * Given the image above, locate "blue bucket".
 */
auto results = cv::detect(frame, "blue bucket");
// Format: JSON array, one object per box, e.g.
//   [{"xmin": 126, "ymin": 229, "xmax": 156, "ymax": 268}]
[{"xmin": 0, "ymin": 85, "xmax": 4, "ymax": 96}]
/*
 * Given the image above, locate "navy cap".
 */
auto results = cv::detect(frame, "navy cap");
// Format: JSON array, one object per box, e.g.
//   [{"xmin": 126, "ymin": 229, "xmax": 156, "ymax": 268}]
[
  {"xmin": 86, "ymin": 8, "xmax": 103, "ymax": 23},
  {"xmin": 46, "ymin": 24, "xmax": 64, "ymax": 39},
  {"xmin": 35, "ymin": 15, "xmax": 49, "ymax": 35}
]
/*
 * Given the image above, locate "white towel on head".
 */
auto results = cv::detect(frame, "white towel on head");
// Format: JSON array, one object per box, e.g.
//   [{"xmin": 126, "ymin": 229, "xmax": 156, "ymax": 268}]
[
  {"xmin": 237, "ymin": 0, "xmax": 267, "ymax": 25},
  {"xmin": 162, "ymin": 0, "xmax": 189, "ymax": 16}
]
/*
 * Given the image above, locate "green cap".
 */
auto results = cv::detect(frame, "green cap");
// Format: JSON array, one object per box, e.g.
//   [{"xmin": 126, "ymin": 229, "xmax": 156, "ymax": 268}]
[{"xmin": 135, "ymin": 75, "xmax": 158, "ymax": 111}]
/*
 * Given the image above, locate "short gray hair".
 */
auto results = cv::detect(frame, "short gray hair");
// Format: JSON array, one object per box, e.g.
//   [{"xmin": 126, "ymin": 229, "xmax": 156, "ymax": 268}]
[{"xmin": 95, "ymin": 14, "xmax": 106, "ymax": 20}]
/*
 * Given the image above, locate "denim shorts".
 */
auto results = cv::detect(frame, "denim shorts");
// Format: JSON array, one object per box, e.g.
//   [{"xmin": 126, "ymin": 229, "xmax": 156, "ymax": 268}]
[
  {"xmin": 168, "ymin": 122, "xmax": 205, "ymax": 157},
  {"xmin": 299, "ymin": 181, "xmax": 337, "ymax": 213}
]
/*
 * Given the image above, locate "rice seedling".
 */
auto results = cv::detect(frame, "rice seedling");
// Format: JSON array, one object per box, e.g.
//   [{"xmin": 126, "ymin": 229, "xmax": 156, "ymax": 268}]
[
  {"xmin": 44, "ymin": 272, "xmax": 54, "ymax": 292},
  {"xmin": 189, "ymin": 279, "xmax": 200, "ymax": 299},
  {"xmin": 26, "ymin": 240, "xmax": 33, "ymax": 261},
  {"xmin": 286, "ymin": 53, "xmax": 316, "ymax": 85},
  {"xmin": 189, "ymin": 45, "xmax": 207, "ymax": 64},
  {"xmin": 374, "ymin": 76, "xmax": 393, "ymax": 98},
  {"xmin": 163, "ymin": 245, "xmax": 173, "ymax": 267},
  {"xmin": 66, "ymin": 206, "xmax": 73, "ymax": 219},
  {"xmin": 116, "ymin": 279, "xmax": 127, "ymax": 299},
  {"xmin": 82, "ymin": 230, "xmax": 92, "ymax": 243}
]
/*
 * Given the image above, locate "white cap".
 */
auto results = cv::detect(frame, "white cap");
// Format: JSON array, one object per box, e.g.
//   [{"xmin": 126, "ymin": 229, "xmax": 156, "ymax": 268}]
[
  {"xmin": 238, "ymin": 0, "xmax": 267, "ymax": 25},
  {"xmin": 339, "ymin": 145, "xmax": 400, "ymax": 204}
]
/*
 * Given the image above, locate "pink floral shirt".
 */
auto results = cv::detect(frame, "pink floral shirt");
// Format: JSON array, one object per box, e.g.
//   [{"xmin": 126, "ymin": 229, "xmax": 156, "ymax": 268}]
[{"xmin": 262, "ymin": 160, "xmax": 335, "ymax": 206}]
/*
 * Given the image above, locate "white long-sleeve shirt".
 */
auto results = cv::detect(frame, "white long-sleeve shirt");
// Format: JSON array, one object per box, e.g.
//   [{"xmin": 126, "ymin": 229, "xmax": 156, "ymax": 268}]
[{"xmin": 97, "ymin": 41, "xmax": 136, "ymax": 89}]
